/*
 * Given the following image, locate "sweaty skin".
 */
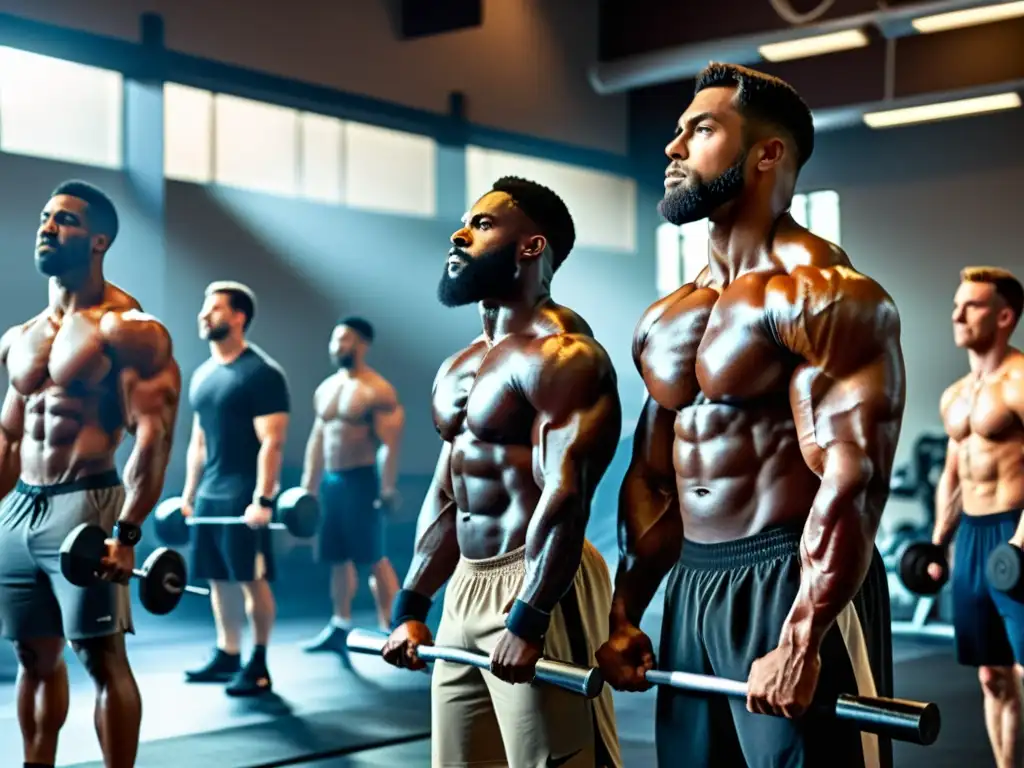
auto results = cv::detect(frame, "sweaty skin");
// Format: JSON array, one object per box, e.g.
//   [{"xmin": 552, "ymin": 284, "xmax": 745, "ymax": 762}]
[{"xmin": 611, "ymin": 219, "xmax": 905, "ymax": 656}]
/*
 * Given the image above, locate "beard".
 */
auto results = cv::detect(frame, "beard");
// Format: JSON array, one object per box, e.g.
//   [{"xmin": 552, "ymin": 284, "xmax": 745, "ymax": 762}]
[
  {"xmin": 437, "ymin": 241, "xmax": 519, "ymax": 308},
  {"xmin": 34, "ymin": 238, "xmax": 91, "ymax": 278},
  {"xmin": 201, "ymin": 322, "xmax": 231, "ymax": 341},
  {"xmin": 658, "ymin": 150, "xmax": 748, "ymax": 226},
  {"xmin": 333, "ymin": 352, "xmax": 356, "ymax": 369}
]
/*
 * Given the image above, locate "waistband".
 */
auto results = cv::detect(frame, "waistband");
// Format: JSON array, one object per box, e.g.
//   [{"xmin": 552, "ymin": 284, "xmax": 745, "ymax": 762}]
[
  {"xmin": 680, "ymin": 522, "xmax": 802, "ymax": 570},
  {"xmin": 324, "ymin": 464, "xmax": 378, "ymax": 480},
  {"xmin": 458, "ymin": 545, "xmax": 526, "ymax": 577},
  {"xmin": 15, "ymin": 469, "xmax": 121, "ymax": 498},
  {"xmin": 960, "ymin": 509, "xmax": 1022, "ymax": 527}
]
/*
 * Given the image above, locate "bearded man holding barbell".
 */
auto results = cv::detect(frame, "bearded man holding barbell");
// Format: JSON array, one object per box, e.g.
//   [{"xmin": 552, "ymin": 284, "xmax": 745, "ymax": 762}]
[
  {"xmin": 179, "ymin": 280, "xmax": 291, "ymax": 697},
  {"xmin": 0, "ymin": 180, "xmax": 181, "ymax": 768}
]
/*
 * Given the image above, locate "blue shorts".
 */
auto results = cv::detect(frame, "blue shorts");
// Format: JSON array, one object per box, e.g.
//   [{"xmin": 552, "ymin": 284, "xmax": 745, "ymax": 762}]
[
  {"xmin": 317, "ymin": 466, "xmax": 383, "ymax": 566},
  {"xmin": 952, "ymin": 509, "xmax": 1024, "ymax": 667},
  {"xmin": 188, "ymin": 494, "xmax": 277, "ymax": 584}
]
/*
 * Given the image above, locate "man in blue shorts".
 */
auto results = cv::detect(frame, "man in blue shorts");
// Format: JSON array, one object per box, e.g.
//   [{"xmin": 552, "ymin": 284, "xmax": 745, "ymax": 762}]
[{"xmin": 181, "ymin": 281, "xmax": 291, "ymax": 696}]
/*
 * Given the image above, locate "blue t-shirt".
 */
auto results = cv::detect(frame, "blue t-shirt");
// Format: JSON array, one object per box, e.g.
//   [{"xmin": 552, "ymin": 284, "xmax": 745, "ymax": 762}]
[{"xmin": 189, "ymin": 345, "xmax": 290, "ymax": 500}]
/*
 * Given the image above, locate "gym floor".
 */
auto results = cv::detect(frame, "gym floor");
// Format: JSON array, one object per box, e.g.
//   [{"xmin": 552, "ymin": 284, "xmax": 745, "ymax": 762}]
[{"xmin": 0, "ymin": 583, "xmax": 988, "ymax": 768}]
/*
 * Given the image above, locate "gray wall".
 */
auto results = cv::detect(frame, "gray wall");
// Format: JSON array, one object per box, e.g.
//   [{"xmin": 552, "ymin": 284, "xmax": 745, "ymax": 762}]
[{"xmin": 0, "ymin": 0, "xmax": 627, "ymax": 154}]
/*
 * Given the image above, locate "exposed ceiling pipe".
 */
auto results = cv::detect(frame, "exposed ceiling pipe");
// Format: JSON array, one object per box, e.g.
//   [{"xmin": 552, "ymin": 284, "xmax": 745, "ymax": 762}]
[
  {"xmin": 589, "ymin": 0, "xmax": 1001, "ymax": 94},
  {"xmin": 811, "ymin": 77, "xmax": 1024, "ymax": 131}
]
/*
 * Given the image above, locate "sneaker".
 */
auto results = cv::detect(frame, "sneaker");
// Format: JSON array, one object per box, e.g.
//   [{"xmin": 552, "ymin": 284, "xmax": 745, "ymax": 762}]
[
  {"xmin": 301, "ymin": 623, "xmax": 354, "ymax": 669},
  {"xmin": 185, "ymin": 648, "xmax": 241, "ymax": 683},
  {"xmin": 225, "ymin": 660, "xmax": 273, "ymax": 697}
]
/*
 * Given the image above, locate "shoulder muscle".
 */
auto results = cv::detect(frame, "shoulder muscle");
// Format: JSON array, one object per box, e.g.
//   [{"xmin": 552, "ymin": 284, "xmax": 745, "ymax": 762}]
[{"xmin": 101, "ymin": 310, "xmax": 173, "ymax": 378}]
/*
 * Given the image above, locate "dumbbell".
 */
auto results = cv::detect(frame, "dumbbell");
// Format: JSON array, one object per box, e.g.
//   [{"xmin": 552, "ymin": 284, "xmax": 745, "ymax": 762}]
[
  {"xmin": 153, "ymin": 488, "xmax": 320, "ymax": 548},
  {"xmin": 987, "ymin": 543, "xmax": 1024, "ymax": 600},
  {"xmin": 60, "ymin": 523, "xmax": 210, "ymax": 615},
  {"xmin": 898, "ymin": 541, "xmax": 949, "ymax": 595}
]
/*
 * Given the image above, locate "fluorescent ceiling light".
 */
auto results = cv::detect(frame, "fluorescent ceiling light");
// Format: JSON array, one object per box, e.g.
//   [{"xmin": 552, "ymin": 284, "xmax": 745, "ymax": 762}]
[
  {"xmin": 758, "ymin": 29, "xmax": 869, "ymax": 62},
  {"xmin": 912, "ymin": 1, "xmax": 1024, "ymax": 33},
  {"xmin": 863, "ymin": 92, "xmax": 1021, "ymax": 128}
]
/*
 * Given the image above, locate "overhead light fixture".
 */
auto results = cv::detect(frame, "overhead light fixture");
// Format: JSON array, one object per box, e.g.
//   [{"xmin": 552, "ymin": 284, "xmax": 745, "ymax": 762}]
[
  {"xmin": 758, "ymin": 29, "xmax": 870, "ymax": 62},
  {"xmin": 912, "ymin": 1, "xmax": 1024, "ymax": 33},
  {"xmin": 863, "ymin": 92, "xmax": 1021, "ymax": 128}
]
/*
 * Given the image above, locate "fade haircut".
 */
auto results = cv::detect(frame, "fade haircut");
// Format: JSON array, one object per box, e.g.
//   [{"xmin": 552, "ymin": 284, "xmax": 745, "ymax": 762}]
[
  {"xmin": 339, "ymin": 316, "xmax": 374, "ymax": 344},
  {"xmin": 206, "ymin": 280, "xmax": 256, "ymax": 331},
  {"xmin": 695, "ymin": 63, "xmax": 815, "ymax": 170},
  {"xmin": 490, "ymin": 176, "xmax": 576, "ymax": 271},
  {"xmin": 961, "ymin": 266, "xmax": 1024, "ymax": 327},
  {"xmin": 51, "ymin": 179, "xmax": 120, "ymax": 245}
]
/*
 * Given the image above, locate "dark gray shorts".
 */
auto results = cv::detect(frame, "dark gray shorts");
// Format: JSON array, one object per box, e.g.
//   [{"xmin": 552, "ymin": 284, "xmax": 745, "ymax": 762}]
[{"xmin": 0, "ymin": 470, "xmax": 133, "ymax": 641}]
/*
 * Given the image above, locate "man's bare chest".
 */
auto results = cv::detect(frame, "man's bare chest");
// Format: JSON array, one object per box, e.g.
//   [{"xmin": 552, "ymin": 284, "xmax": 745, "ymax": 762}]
[{"xmin": 7, "ymin": 313, "xmax": 114, "ymax": 396}]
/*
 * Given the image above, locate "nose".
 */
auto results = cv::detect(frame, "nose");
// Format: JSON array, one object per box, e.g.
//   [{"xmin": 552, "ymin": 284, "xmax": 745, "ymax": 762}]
[
  {"xmin": 665, "ymin": 132, "xmax": 688, "ymax": 161},
  {"xmin": 38, "ymin": 215, "xmax": 57, "ymax": 237},
  {"xmin": 450, "ymin": 228, "xmax": 470, "ymax": 248}
]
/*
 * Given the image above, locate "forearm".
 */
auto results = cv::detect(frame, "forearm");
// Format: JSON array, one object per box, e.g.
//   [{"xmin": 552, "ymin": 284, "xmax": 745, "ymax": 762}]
[
  {"xmin": 300, "ymin": 429, "xmax": 323, "ymax": 493},
  {"xmin": 182, "ymin": 443, "xmax": 205, "ymax": 504},
  {"xmin": 378, "ymin": 443, "xmax": 400, "ymax": 493},
  {"xmin": 516, "ymin": 489, "xmax": 588, "ymax": 616},
  {"xmin": 120, "ymin": 422, "xmax": 172, "ymax": 526},
  {"xmin": 610, "ymin": 470, "xmax": 682, "ymax": 629},
  {"xmin": 0, "ymin": 433, "xmax": 21, "ymax": 498},
  {"xmin": 932, "ymin": 471, "xmax": 962, "ymax": 547},
  {"xmin": 254, "ymin": 439, "xmax": 284, "ymax": 500},
  {"xmin": 403, "ymin": 502, "xmax": 460, "ymax": 598},
  {"xmin": 782, "ymin": 442, "xmax": 878, "ymax": 650}
]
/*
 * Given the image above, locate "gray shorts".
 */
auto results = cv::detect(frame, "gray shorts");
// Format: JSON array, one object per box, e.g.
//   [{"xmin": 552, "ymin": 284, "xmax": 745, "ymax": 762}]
[{"xmin": 0, "ymin": 470, "xmax": 133, "ymax": 641}]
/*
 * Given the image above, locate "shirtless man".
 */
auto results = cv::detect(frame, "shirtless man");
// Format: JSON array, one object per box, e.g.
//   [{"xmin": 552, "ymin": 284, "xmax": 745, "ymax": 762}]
[
  {"xmin": 380, "ymin": 177, "xmax": 622, "ymax": 767},
  {"xmin": 594, "ymin": 64, "xmax": 905, "ymax": 768},
  {"xmin": 932, "ymin": 267, "xmax": 1024, "ymax": 768},
  {"xmin": 300, "ymin": 317, "xmax": 404, "ymax": 656},
  {"xmin": 0, "ymin": 180, "xmax": 181, "ymax": 768}
]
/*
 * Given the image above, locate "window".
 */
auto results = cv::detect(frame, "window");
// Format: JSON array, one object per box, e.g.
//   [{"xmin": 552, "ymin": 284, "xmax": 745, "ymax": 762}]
[
  {"xmin": 0, "ymin": 47, "xmax": 122, "ymax": 168},
  {"xmin": 214, "ymin": 94, "xmax": 300, "ymax": 197},
  {"xmin": 655, "ymin": 190, "xmax": 842, "ymax": 296},
  {"xmin": 164, "ymin": 83, "xmax": 214, "ymax": 183},
  {"xmin": 465, "ymin": 147, "xmax": 636, "ymax": 253},
  {"xmin": 343, "ymin": 122, "xmax": 436, "ymax": 217},
  {"xmin": 300, "ymin": 112, "xmax": 344, "ymax": 204}
]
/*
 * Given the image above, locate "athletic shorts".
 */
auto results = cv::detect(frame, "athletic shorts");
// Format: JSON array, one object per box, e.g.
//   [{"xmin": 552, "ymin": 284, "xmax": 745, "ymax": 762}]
[
  {"xmin": 656, "ymin": 523, "xmax": 893, "ymax": 768},
  {"xmin": 318, "ymin": 466, "xmax": 383, "ymax": 565},
  {"xmin": 432, "ymin": 541, "xmax": 622, "ymax": 768},
  {"xmin": 188, "ymin": 494, "xmax": 276, "ymax": 583},
  {"xmin": 0, "ymin": 470, "xmax": 133, "ymax": 641},
  {"xmin": 952, "ymin": 509, "xmax": 1024, "ymax": 667}
]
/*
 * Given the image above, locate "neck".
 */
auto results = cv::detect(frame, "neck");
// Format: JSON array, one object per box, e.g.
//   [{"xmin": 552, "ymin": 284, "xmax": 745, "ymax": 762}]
[
  {"xmin": 479, "ymin": 280, "xmax": 550, "ymax": 344},
  {"xmin": 707, "ymin": 191, "xmax": 789, "ymax": 285},
  {"xmin": 49, "ymin": 264, "xmax": 105, "ymax": 314},
  {"xmin": 968, "ymin": 342, "xmax": 1010, "ymax": 376},
  {"xmin": 210, "ymin": 335, "xmax": 247, "ymax": 364},
  {"xmin": 337, "ymin": 360, "xmax": 368, "ymax": 377}
]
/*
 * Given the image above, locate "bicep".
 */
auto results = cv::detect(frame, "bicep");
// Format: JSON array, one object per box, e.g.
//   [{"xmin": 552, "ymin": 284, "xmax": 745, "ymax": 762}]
[
  {"xmin": 253, "ymin": 412, "xmax": 289, "ymax": 443},
  {"xmin": 374, "ymin": 403, "xmax": 405, "ymax": 445},
  {"xmin": 0, "ymin": 385, "xmax": 25, "ymax": 442},
  {"xmin": 190, "ymin": 413, "xmax": 205, "ymax": 447},
  {"xmin": 126, "ymin": 361, "xmax": 182, "ymax": 438},
  {"xmin": 534, "ymin": 387, "xmax": 621, "ymax": 488}
]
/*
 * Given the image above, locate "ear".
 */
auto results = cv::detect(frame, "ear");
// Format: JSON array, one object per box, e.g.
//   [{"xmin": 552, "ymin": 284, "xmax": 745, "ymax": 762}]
[
  {"xmin": 996, "ymin": 305, "xmax": 1017, "ymax": 331},
  {"xmin": 520, "ymin": 234, "xmax": 546, "ymax": 261},
  {"xmin": 91, "ymin": 233, "xmax": 111, "ymax": 255},
  {"xmin": 754, "ymin": 137, "xmax": 786, "ymax": 173}
]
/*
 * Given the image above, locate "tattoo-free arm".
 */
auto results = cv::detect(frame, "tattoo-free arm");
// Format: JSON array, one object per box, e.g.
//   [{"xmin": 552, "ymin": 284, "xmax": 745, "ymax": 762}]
[
  {"xmin": 105, "ymin": 313, "xmax": 182, "ymax": 526},
  {"xmin": 253, "ymin": 412, "xmax": 289, "ymax": 500},
  {"xmin": 932, "ymin": 436, "xmax": 962, "ymax": 547},
  {"xmin": 0, "ymin": 328, "xmax": 24, "ymax": 497},
  {"xmin": 770, "ymin": 267, "xmax": 906, "ymax": 651},
  {"xmin": 182, "ymin": 414, "xmax": 206, "ymax": 505},
  {"xmin": 373, "ymin": 387, "xmax": 404, "ymax": 495},
  {"xmin": 516, "ymin": 336, "xmax": 622, "ymax": 620},
  {"xmin": 402, "ymin": 440, "xmax": 459, "ymax": 597}
]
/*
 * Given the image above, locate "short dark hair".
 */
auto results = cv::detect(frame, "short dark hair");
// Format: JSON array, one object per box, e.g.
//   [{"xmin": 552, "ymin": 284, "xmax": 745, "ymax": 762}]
[
  {"xmin": 206, "ymin": 280, "xmax": 256, "ymax": 331},
  {"xmin": 961, "ymin": 266, "xmax": 1024, "ymax": 328},
  {"xmin": 490, "ymin": 176, "xmax": 576, "ymax": 271},
  {"xmin": 339, "ymin": 316, "xmax": 374, "ymax": 343},
  {"xmin": 51, "ymin": 179, "xmax": 120, "ymax": 245},
  {"xmin": 695, "ymin": 63, "xmax": 815, "ymax": 170}
]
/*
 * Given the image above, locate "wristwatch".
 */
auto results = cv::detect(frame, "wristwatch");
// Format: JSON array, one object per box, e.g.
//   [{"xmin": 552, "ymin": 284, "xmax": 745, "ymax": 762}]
[
  {"xmin": 113, "ymin": 520, "xmax": 142, "ymax": 547},
  {"xmin": 256, "ymin": 496, "xmax": 275, "ymax": 510}
]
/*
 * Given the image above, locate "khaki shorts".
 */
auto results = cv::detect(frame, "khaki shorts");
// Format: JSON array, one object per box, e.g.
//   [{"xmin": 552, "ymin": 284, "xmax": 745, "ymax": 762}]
[{"xmin": 431, "ymin": 540, "xmax": 621, "ymax": 768}]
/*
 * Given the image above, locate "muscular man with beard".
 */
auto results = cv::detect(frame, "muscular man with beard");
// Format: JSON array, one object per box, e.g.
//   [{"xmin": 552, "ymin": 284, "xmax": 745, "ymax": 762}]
[
  {"xmin": 595, "ymin": 64, "xmax": 905, "ymax": 768},
  {"xmin": 380, "ymin": 177, "xmax": 622, "ymax": 767},
  {"xmin": 0, "ymin": 180, "xmax": 180, "ymax": 768},
  {"xmin": 182, "ymin": 282, "xmax": 291, "ymax": 696},
  {"xmin": 931, "ymin": 267, "xmax": 1024, "ymax": 768},
  {"xmin": 300, "ymin": 317, "xmax": 404, "ymax": 658}
]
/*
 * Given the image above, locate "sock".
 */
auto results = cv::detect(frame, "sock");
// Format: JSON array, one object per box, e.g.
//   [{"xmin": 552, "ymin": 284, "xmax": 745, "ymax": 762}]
[
  {"xmin": 216, "ymin": 647, "xmax": 241, "ymax": 660},
  {"xmin": 26, "ymin": 763, "xmax": 55, "ymax": 767},
  {"xmin": 331, "ymin": 615, "xmax": 352, "ymax": 630},
  {"xmin": 250, "ymin": 644, "xmax": 267, "ymax": 668}
]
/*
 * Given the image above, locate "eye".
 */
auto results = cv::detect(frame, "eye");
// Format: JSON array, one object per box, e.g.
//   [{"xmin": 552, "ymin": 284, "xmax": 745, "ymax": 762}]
[{"xmin": 696, "ymin": 125, "xmax": 713, "ymax": 135}]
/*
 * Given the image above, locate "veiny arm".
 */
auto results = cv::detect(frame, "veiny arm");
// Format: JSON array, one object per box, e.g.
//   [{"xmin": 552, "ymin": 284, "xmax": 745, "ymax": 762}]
[
  {"xmin": 514, "ymin": 335, "xmax": 622, "ymax": 626},
  {"xmin": 373, "ymin": 384, "xmax": 405, "ymax": 496},
  {"xmin": 104, "ymin": 311, "xmax": 182, "ymax": 526},
  {"xmin": 768, "ymin": 266, "xmax": 906, "ymax": 651}
]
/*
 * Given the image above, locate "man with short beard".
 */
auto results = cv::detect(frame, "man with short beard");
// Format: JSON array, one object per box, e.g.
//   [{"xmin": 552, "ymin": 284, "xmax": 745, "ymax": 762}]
[
  {"xmin": 299, "ymin": 317, "xmax": 404, "ymax": 659},
  {"xmin": 0, "ymin": 180, "xmax": 180, "ymax": 768},
  {"xmin": 595, "ymin": 63, "xmax": 906, "ymax": 767},
  {"xmin": 379, "ymin": 177, "xmax": 623, "ymax": 767},
  {"xmin": 181, "ymin": 281, "xmax": 291, "ymax": 697},
  {"xmin": 931, "ymin": 267, "xmax": 1024, "ymax": 768}
]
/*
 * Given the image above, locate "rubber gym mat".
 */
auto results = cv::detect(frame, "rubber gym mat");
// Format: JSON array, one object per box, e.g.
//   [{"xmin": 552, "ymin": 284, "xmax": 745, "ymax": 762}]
[{"xmin": 62, "ymin": 692, "xmax": 431, "ymax": 768}]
